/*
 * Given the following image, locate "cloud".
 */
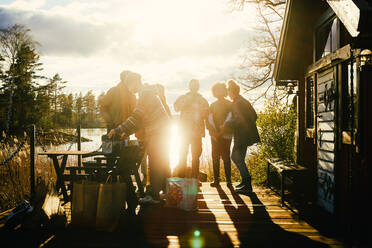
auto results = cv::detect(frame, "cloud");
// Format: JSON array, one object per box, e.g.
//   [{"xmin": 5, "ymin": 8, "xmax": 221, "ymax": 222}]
[
  {"xmin": 7, "ymin": 0, "xmax": 45, "ymax": 10},
  {"xmin": 0, "ymin": 0, "xmax": 260, "ymax": 108},
  {"xmin": 0, "ymin": 7, "xmax": 132, "ymax": 57},
  {"xmin": 0, "ymin": 3, "xmax": 253, "ymax": 63}
]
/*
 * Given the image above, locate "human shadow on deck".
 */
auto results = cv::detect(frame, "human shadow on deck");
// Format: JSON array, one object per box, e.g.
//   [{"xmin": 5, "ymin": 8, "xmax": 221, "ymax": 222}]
[
  {"xmin": 36, "ymin": 190, "xmax": 234, "ymax": 248},
  {"xmin": 216, "ymin": 186, "xmax": 330, "ymax": 248},
  {"xmin": 136, "ymin": 190, "xmax": 234, "ymax": 248}
]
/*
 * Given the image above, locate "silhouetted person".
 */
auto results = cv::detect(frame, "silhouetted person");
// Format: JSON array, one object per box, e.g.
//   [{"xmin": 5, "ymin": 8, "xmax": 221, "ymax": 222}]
[
  {"xmin": 99, "ymin": 70, "xmax": 142, "ymax": 213},
  {"xmin": 206, "ymin": 82, "xmax": 233, "ymax": 187},
  {"xmin": 139, "ymin": 83, "xmax": 172, "ymax": 192},
  {"xmin": 174, "ymin": 79, "xmax": 209, "ymax": 182},
  {"xmin": 224, "ymin": 80, "xmax": 260, "ymax": 194},
  {"xmin": 108, "ymin": 83, "xmax": 171, "ymax": 204}
]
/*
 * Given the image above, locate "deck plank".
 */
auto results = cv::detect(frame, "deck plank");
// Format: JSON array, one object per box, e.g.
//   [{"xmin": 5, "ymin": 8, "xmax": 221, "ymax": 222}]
[{"xmin": 40, "ymin": 183, "xmax": 344, "ymax": 247}]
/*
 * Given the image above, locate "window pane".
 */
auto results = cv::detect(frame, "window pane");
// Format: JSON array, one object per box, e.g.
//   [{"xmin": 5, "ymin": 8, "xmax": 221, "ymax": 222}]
[
  {"xmin": 331, "ymin": 18, "xmax": 338, "ymax": 52},
  {"xmin": 316, "ymin": 18, "xmax": 339, "ymax": 60},
  {"xmin": 343, "ymin": 61, "xmax": 358, "ymax": 131}
]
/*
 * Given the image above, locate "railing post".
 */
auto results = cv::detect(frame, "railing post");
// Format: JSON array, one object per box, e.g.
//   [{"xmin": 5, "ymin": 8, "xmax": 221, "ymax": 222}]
[
  {"xmin": 77, "ymin": 124, "xmax": 81, "ymax": 168},
  {"xmin": 30, "ymin": 125, "xmax": 35, "ymax": 201}
]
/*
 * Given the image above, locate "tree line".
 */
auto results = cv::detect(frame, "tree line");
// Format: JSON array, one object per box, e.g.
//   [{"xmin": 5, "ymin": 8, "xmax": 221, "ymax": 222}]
[{"xmin": 0, "ymin": 24, "xmax": 104, "ymax": 135}]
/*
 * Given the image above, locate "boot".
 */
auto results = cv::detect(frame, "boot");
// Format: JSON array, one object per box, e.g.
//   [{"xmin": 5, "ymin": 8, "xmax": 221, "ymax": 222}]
[
  {"xmin": 210, "ymin": 180, "xmax": 220, "ymax": 187},
  {"xmin": 235, "ymin": 180, "xmax": 245, "ymax": 189},
  {"xmin": 235, "ymin": 177, "xmax": 253, "ymax": 194}
]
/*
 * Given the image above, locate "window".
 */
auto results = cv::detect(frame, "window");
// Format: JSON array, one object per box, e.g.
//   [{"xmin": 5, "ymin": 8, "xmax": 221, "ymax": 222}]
[
  {"xmin": 342, "ymin": 60, "xmax": 358, "ymax": 131},
  {"xmin": 316, "ymin": 17, "xmax": 339, "ymax": 61},
  {"xmin": 306, "ymin": 75, "xmax": 315, "ymax": 129}
]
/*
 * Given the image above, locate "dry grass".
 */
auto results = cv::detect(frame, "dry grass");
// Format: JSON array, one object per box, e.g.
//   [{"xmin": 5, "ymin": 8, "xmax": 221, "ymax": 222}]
[{"xmin": 0, "ymin": 133, "xmax": 57, "ymax": 212}]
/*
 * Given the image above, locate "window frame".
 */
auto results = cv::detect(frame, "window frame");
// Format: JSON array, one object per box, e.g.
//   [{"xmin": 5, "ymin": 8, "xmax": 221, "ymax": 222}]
[{"xmin": 305, "ymin": 74, "xmax": 316, "ymax": 138}]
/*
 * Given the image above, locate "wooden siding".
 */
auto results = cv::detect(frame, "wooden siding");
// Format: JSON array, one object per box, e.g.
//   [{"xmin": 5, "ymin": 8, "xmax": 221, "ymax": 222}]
[{"xmin": 317, "ymin": 69, "xmax": 336, "ymax": 213}]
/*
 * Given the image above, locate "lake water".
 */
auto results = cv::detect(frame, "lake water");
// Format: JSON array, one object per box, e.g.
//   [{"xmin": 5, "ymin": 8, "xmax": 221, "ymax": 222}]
[
  {"xmin": 36, "ymin": 127, "xmax": 212, "ymax": 172},
  {"xmin": 37, "ymin": 126, "xmax": 256, "ymax": 175}
]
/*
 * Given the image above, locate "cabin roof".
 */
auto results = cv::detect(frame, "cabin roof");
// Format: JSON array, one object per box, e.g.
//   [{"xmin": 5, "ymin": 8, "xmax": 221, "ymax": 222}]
[{"xmin": 273, "ymin": 0, "xmax": 372, "ymax": 82}]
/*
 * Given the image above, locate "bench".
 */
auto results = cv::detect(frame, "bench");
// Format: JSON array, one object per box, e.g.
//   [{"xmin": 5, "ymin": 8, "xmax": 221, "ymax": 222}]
[{"xmin": 266, "ymin": 158, "xmax": 309, "ymax": 206}]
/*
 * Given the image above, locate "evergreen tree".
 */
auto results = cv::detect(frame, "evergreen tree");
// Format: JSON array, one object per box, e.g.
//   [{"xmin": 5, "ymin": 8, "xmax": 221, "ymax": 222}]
[
  {"xmin": 74, "ymin": 92, "xmax": 83, "ymax": 127},
  {"xmin": 47, "ymin": 73, "xmax": 66, "ymax": 128},
  {"xmin": 0, "ymin": 24, "xmax": 43, "ymax": 133}
]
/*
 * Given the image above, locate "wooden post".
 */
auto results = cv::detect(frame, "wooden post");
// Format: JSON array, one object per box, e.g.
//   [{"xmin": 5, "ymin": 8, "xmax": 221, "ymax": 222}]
[
  {"xmin": 267, "ymin": 161, "xmax": 270, "ymax": 188},
  {"xmin": 30, "ymin": 125, "xmax": 35, "ymax": 200},
  {"xmin": 77, "ymin": 124, "xmax": 81, "ymax": 168}
]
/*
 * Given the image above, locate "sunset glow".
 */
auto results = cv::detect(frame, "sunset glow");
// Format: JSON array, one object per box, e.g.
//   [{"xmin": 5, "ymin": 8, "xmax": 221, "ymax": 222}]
[
  {"xmin": 169, "ymin": 124, "xmax": 180, "ymax": 172},
  {"xmin": 0, "ymin": 0, "xmax": 257, "ymax": 108}
]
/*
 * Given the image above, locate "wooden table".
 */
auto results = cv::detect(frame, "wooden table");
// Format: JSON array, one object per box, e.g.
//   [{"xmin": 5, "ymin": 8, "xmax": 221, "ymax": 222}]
[{"xmin": 38, "ymin": 151, "xmax": 97, "ymax": 203}]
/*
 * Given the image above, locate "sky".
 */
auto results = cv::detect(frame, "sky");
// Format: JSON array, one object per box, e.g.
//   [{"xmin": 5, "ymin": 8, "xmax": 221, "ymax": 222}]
[{"xmin": 0, "ymin": 0, "xmax": 259, "ymax": 112}]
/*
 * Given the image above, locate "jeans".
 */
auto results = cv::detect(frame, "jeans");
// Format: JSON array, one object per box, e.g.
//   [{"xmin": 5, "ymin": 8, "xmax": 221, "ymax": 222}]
[
  {"xmin": 231, "ymin": 141, "xmax": 250, "ymax": 179},
  {"xmin": 211, "ymin": 137, "xmax": 232, "ymax": 182},
  {"xmin": 178, "ymin": 135, "xmax": 202, "ymax": 179}
]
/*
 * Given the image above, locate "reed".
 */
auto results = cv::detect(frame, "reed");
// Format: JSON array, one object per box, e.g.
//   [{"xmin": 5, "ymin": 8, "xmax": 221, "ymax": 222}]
[{"xmin": 0, "ymin": 133, "xmax": 57, "ymax": 212}]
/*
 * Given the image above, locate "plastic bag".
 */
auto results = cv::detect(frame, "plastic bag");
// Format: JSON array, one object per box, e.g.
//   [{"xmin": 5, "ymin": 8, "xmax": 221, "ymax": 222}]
[
  {"xmin": 165, "ymin": 177, "xmax": 198, "ymax": 211},
  {"xmin": 96, "ymin": 176, "xmax": 127, "ymax": 232},
  {"xmin": 4, "ymin": 200, "xmax": 33, "ymax": 230}
]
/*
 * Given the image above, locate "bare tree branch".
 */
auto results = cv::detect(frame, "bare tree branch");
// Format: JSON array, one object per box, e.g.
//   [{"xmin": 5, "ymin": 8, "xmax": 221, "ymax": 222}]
[{"xmin": 227, "ymin": 0, "xmax": 288, "ymax": 101}]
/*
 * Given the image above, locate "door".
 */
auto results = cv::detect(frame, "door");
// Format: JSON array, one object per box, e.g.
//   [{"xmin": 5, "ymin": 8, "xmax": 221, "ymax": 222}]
[{"xmin": 316, "ymin": 68, "xmax": 336, "ymax": 213}]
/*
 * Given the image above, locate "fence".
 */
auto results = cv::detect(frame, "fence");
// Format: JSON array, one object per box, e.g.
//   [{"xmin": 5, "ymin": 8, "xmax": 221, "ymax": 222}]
[{"xmin": 0, "ymin": 125, "xmax": 82, "ymax": 212}]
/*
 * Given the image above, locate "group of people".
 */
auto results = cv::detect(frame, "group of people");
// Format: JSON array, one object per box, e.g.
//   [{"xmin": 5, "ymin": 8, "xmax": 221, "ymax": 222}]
[{"xmin": 101, "ymin": 70, "xmax": 260, "ymax": 205}]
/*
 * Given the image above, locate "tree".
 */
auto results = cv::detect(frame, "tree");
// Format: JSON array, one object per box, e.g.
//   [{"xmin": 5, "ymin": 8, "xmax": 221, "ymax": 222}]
[
  {"xmin": 0, "ymin": 24, "xmax": 43, "ymax": 133},
  {"xmin": 47, "ymin": 73, "xmax": 66, "ymax": 128},
  {"xmin": 229, "ymin": 0, "xmax": 286, "ymax": 103},
  {"xmin": 82, "ymin": 90, "xmax": 96, "ymax": 127},
  {"xmin": 74, "ymin": 92, "xmax": 84, "ymax": 126}
]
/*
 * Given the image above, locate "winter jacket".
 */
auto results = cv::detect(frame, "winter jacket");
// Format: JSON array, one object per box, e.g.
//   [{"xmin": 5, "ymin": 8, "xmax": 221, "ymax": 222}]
[
  {"xmin": 100, "ymin": 82, "xmax": 137, "ymax": 129},
  {"xmin": 225, "ymin": 95, "xmax": 260, "ymax": 146},
  {"xmin": 206, "ymin": 99, "xmax": 233, "ymax": 140},
  {"xmin": 114, "ymin": 85, "xmax": 170, "ymax": 138}
]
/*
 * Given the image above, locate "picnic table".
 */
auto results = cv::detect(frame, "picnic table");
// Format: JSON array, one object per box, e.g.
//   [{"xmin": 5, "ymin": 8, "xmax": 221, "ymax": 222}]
[
  {"xmin": 38, "ymin": 150, "xmax": 99, "ymax": 203},
  {"xmin": 38, "ymin": 144, "xmax": 146, "ymax": 211}
]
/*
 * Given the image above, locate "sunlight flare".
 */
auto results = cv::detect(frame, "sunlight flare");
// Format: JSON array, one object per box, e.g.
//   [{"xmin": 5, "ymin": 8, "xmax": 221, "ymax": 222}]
[{"xmin": 169, "ymin": 123, "xmax": 180, "ymax": 173}]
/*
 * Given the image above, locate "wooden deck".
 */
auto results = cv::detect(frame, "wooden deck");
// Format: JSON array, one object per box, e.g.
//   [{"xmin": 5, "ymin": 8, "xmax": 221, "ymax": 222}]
[{"xmin": 2, "ymin": 183, "xmax": 345, "ymax": 248}]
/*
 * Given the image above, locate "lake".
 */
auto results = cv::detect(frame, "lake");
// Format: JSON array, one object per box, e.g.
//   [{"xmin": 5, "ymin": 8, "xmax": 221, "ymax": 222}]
[{"xmin": 37, "ymin": 125, "xmax": 256, "ymax": 175}]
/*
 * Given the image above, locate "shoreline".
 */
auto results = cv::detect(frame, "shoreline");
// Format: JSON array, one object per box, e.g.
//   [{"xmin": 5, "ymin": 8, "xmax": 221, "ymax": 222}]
[{"xmin": 38, "ymin": 129, "xmax": 92, "ymax": 146}]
